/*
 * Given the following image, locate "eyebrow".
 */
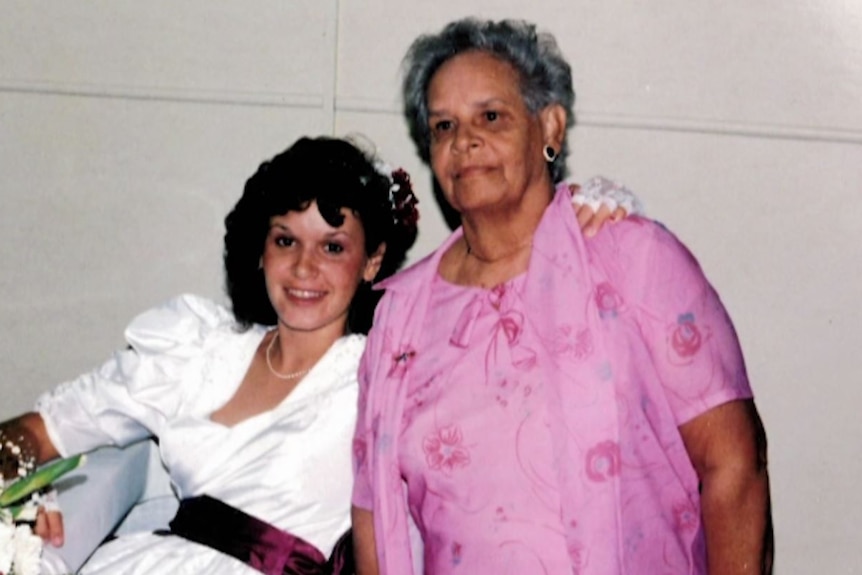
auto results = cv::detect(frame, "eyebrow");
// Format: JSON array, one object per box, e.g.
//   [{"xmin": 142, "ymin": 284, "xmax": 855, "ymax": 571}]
[
  {"xmin": 428, "ymin": 97, "xmax": 510, "ymax": 117},
  {"xmin": 268, "ymin": 222, "xmax": 351, "ymax": 239}
]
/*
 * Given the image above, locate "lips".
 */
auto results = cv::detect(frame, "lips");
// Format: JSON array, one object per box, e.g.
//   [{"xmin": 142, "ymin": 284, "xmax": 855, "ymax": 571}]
[
  {"xmin": 454, "ymin": 165, "xmax": 491, "ymax": 179},
  {"xmin": 286, "ymin": 288, "xmax": 325, "ymax": 300}
]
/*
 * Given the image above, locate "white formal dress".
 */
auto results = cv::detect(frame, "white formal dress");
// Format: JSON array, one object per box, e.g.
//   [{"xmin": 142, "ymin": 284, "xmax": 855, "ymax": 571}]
[{"xmin": 36, "ymin": 294, "xmax": 362, "ymax": 574}]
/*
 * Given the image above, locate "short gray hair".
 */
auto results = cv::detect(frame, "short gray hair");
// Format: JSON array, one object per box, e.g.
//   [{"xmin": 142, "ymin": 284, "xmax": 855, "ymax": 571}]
[{"xmin": 402, "ymin": 18, "xmax": 575, "ymax": 182}]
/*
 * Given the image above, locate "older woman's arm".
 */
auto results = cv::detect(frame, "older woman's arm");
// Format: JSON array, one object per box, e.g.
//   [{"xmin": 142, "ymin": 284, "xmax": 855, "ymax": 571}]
[
  {"xmin": 352, "ymin": 506, "xmax": 380, "ymax": 575},
  {"xmin": 679, "ymin": 399, "xmax": 773, "ymax": 575}
]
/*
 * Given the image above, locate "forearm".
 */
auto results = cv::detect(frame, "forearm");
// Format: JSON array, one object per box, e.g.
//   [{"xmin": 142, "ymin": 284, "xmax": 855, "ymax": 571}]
[
  {"xmin": 352, "ymin": 505, "xmax": 380, "ymax": 575},
  {"xmin": 679, "ymin": 400, "xmax": 773, "ymax": 574},
  {"xmin": 0, "ymin": 412, "xmax": 60, "ymax": 478},
  {"xmin": 701, "ymin": 463, "xmax": 773, "ymax": 574}
]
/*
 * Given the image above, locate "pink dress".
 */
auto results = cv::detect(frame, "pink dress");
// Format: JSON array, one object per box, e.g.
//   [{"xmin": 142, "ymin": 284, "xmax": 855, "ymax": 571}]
[{"xmin": 353, "ymin": 185, "xmax": 752, "ymax": 574}]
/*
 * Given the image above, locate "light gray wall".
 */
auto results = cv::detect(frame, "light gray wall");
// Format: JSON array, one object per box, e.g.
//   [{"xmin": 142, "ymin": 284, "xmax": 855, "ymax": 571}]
[{"xmin": 2, "ymin": 1, "xmax": 860, "ymax": 572}]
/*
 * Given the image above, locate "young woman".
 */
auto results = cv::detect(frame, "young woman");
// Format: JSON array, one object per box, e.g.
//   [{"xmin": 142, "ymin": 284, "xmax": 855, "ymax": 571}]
[{"xmin": 0, "ymin": 136, "xmax": 418, "ymax": 575}]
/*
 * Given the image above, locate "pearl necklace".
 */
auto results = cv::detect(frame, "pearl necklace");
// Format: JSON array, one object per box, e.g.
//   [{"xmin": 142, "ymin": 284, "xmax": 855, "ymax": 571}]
[{"xmin": 265, "ymin": 331, "xmax": 310, "ymax": 380}]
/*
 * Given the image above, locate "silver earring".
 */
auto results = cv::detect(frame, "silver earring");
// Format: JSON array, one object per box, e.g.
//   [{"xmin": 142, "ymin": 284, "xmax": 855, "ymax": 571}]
[{"xmin": 543, "ymin": 145, "xmax": 557, "ymax": 162}]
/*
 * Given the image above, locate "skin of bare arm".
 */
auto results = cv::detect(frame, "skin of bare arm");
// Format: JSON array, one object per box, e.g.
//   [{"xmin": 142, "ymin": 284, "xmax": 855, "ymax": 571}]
[
  {"xmin": 0, "ymin": 412, "xmax": 60, "ymax": 466},
  {"xmin": 352, "ymin": 505, "xmax": 380, "ymax": 575},
  {"xmin": 1, "ymin": 412, "xmax": 65, "ymax": 545},
  {"xmin": 679, "ymin": 399, "xmax": 774, "ymax": 574}
]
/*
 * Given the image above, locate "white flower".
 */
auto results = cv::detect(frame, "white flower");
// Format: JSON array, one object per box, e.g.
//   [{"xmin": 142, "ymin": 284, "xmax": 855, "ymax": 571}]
[
  {"xmin": 0, "ymin": 520, "xmax": 15, "ymax": 574},
  {"xmin": 0, "ymin": 521, "xmax": 43, "ymax": 575},
  {"xmin": 11, "ymin": 524, "xmax": 42, "ymax": 575}
]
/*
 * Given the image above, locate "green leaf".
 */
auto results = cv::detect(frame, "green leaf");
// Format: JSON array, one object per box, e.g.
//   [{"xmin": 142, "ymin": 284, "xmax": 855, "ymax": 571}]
[
  {"xmin": 9, "ymin": 501, "xmax": 27, "ymax": 520},
  {"xmin": 0, "ymin": 454, "xmax": 86, "ymax": 507}
]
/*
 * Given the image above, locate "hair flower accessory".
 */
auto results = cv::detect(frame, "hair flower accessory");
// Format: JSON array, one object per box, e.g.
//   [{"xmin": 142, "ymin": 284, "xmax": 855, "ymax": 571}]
[
  {"xmin": 389, "ymin": 168, "xmax": 419, "ymax": 229},
  {"xmin": 373, "ymin": 160, "xmax": 419, "ymax": 232}
]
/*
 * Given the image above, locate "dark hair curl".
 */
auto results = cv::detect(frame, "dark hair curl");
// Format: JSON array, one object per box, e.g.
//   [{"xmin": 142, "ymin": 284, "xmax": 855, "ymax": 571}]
[{"xmin": 223, "ymin": 136, "xmax": 417, "ymax": 334}]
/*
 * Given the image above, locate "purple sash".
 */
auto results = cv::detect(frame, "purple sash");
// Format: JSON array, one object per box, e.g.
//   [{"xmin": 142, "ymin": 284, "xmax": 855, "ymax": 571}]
[{"xmin": 165, "ymin": 495, "xmax": 354, "ymax": 575}]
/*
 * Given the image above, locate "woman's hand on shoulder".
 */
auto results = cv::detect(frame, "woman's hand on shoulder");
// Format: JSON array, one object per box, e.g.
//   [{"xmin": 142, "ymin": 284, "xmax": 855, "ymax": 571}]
[{"xmin": 569, "ymin": 176, "xmax": 644, "ymax": 237}]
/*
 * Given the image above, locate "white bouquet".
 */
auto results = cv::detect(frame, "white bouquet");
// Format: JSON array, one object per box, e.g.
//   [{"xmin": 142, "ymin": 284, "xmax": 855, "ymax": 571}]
[{"xmin": 0, "ymin": 455, "xmax": 85, "ymax": 575}]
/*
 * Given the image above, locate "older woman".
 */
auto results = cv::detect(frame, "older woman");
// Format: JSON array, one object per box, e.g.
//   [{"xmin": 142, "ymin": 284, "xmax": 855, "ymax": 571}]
[{"xmin": 351, "ymin": 18, "xmax": 772, "ymax": 575}]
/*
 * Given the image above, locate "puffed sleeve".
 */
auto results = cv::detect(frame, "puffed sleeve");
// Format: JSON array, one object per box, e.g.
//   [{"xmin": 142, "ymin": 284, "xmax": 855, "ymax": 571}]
[
  {"xmin": 603, "ymin": 219, "xmax": 753, "ymax": 425},
  {"xmin": 35, "ymin": 294, "xmax": 234, "ymax": 457}
]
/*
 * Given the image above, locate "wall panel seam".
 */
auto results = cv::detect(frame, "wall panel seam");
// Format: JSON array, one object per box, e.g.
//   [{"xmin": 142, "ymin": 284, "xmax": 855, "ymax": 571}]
[
  {"xmin": 0, "ymin": 79, "xmax": 325, "ymax": 109},
  {"xmin": 335, "ymin": 97, "xmax": 862, "ymax": 145},
  {"xmin": 4, "ymin": 80, "xmax": 860, "ymax": 145},
  {"xmin": 320, "ymin": 0, "xmax": 339, "ymax": 133}
]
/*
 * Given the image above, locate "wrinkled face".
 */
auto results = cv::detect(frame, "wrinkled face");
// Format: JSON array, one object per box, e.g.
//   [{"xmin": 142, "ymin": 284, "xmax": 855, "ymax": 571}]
[
  {"xmin": 426, "ymin": 50, "xmax": 553, "ymax": 215},
  {"xmin": 262, "ymin": 202, "xmax": 382, "ymax": 339}
]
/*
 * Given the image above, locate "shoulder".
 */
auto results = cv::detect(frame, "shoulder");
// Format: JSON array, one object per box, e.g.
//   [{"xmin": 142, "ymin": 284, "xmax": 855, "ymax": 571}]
[
  {"xmin": 375, "ymin": 249, "xmax": 438, "ymax": 294},
  {"xmin": 591, "ymin": 215, "xmax": 680, "ymax": 248},
  {"xmin": 375, "ymin": 224, "xmax": 464, "ymax": 295},
  {"xmin": 124, "ymin": 294, "xmax": 240, "ymax": 353},
  {"xmin": 362, "ymin": 255, "xmax": 439, "ymax": 362},
  {"xmin": 585, "ymin": 218, "xmax": 716, "ymax": 312},
  {"xmin": 335, "ymin": 333, "xmax": 367, "ymax": 361},
  {"xmin": 371, "ymin": 247, "xmax": 441, "ymax": 327},
  {"xmin": 589, "ymin": 220, "xmax": 729, "ymax": 332},
  {"xmin": 308, "ymin": 334, "xmax": 367, "ymax": 394},
  {"xmin": 590, "ymin": 217, "xmax": 701, "ymax": 272}
]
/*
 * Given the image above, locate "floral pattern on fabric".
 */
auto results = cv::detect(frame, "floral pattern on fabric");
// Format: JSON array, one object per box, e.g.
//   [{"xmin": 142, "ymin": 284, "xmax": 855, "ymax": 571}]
[
  {"xmin": 423, "ymin": 426, "xmax": 471, "ymax": 474},
  {"xmin": 352, "ymin": 186, "xmax": 752, "ymax": 575}
]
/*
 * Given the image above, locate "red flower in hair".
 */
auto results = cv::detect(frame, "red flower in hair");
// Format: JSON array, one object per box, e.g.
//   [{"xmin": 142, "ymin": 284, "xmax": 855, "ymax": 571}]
[{"xmin": 389, "ymin": 168, "xmax": 419, "ymax": 229}]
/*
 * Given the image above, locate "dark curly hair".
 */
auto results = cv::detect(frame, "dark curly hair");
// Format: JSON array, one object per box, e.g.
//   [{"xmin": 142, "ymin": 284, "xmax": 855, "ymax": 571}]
[{"xmin": 223, "ymin": 136, "xmax": 417, "ymax": 334}]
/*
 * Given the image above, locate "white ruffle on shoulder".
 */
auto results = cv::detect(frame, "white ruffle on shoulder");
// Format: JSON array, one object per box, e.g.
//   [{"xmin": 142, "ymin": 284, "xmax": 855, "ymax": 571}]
[{"xmin": 36, "ymin": 294, "xmax": 364, "ymax": 574}]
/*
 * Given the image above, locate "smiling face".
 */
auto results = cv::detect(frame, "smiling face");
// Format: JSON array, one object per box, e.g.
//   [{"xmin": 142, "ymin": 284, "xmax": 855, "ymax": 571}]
[
  {"xmin": 426, "ymin": 50, "xmax": 563, "ymax": 217},
  {"xmin": 261, "ymin": 202, "xmax": 383, "ymax": 340}
]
